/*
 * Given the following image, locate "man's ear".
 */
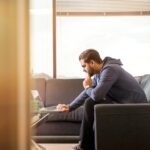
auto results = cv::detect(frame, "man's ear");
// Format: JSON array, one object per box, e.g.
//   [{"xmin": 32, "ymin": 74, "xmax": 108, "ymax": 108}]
[{"xmin": 90, "ymin": 60, "xmax": 95, "ymax": 65}]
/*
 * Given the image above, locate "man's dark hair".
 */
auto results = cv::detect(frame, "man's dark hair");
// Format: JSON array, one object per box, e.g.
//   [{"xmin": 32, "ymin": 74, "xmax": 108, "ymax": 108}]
[{"xmin": 79, "ymin": 49, "xmax": 103, "ymax": 64}]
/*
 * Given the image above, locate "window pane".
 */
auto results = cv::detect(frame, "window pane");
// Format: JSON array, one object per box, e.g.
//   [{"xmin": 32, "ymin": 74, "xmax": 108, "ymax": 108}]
[
  {"xmin": 57, "ymin": 16, "xmax": 150, "ymax": 78},
  {"xmin": 30, "ymin": 0, "xmax": 53, "ymax": 77}
]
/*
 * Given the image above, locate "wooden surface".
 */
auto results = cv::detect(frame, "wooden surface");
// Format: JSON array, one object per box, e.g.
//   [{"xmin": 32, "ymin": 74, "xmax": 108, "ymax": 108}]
[{"xmin": 39, "ymin": 143, "xmax": 76, "ymax": 150}]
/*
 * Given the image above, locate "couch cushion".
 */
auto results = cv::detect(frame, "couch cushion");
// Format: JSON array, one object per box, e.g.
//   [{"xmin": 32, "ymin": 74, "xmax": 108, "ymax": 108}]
[
  {"xmin": 139, "ymin": 74, "xmax": 150, "ymax": 102},
  {"xmin": 35, "ymin": 122, "xmax": 81, "ymax": 136},
  {"xmin": 45, "ymin": 79, "xmax": 84, "ymax": 106},
  {"xmin": 46, "ymin": 106, "xmax": 83, "ymax": 122}
]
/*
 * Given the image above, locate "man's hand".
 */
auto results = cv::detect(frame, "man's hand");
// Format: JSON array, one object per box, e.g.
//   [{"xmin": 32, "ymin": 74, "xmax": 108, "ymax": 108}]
[
  {"xmin": 83, "ymin": 74, "xmax": 92, "ymax": 89},
  {"xmin": 56, "ymin": 104, "xmax": 70, "ymax": 112}
]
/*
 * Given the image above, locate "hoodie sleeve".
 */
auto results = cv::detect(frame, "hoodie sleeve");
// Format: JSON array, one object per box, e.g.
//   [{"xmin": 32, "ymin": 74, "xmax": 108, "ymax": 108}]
[
  {"xmin": 85, "ymin": 66, "xmax": 119, "ymax": 102},
  {"xmin": 68, "ymin": 75, "xmax": 98, "ymax": 111},
  {"xmin": 69, "ymin": 90, "xmax": 89, "ymax": 111}
]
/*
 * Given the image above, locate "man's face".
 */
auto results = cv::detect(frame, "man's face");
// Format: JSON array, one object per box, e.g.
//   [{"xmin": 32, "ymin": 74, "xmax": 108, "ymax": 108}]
[{"xmin": 80, "ymin": 59, "xmax": 95, "ymax": 77}]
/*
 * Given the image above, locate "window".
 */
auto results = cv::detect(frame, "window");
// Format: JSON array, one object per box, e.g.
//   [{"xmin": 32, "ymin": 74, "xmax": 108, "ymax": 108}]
[
  {"xmin": 56, "ymin": 0, "xmax": 150, "ymax": 78},
  {"xmin": 30, "ymin": 0, "xmax": 53, "ymax": 77},
  {"xmin": 57, "ymin": 16, "xmax": 150, "ymax": 78},
  {"xmin": 30, "ymin": 0, "xmax": 150, "ymax": 78}
]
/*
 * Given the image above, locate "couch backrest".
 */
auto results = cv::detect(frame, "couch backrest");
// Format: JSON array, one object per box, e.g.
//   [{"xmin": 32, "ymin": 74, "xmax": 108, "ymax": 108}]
[
  {"xmin": 138, "ymin": 74, "xmax": 150, "ymax": 102},
  {"xmin": 32, "ymin": 74, "xmax": 150, "ymax": 106},
  {"xmin": 45, "ymin": 79, "xmax": 84, "ymax": 106},
  {"xmin": 135, "ymin": 74, "xmax": 150, "ymax": 102}
]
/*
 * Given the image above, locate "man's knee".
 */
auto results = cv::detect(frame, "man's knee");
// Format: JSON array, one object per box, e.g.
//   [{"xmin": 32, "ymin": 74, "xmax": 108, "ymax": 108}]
[{"xmin": 84, "ymin": 97, "xmax": 96, "ymax": 110}]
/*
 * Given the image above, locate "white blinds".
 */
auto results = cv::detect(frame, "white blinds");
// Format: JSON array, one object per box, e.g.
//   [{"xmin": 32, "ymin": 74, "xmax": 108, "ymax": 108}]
[{"xmin": 56, "ymin": 0, "xmax": 150, "ymax": 12}]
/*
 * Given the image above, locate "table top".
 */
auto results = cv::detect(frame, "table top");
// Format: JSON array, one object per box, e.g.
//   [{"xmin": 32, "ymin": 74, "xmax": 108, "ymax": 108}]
[
  {"xmin": 31, "ymin": 106, "xmax": 63, "ymax": 127},
  {"xmin": 31, "ymin": 113, "xmax": 49, "ymax": 128}
]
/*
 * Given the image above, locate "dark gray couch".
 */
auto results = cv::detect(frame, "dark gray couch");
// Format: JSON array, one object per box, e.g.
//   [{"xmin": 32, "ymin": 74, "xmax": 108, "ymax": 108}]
[
  {"xmin": 95, "ymin": 74, "xmax": 150, "ymax": 150},
  {"xmin": 32, "ymin": 77, "xmax": 84, "ymax": 143},
  {"xmin": 32, "ymin": 74, "xmax": 150, "ymax": 147}
]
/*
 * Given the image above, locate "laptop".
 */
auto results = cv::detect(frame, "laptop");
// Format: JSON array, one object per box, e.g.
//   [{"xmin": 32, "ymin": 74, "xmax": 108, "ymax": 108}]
[
  {"xmin": 31, "ymin": 90, "xmax": 63, "ymax": 113},
  {"xmin": 39, "ymin": 106, "xmax": 63, "ymax": 112}
]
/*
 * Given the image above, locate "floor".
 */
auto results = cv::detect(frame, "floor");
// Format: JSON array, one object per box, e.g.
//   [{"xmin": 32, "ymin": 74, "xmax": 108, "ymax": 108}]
[{"xmin": 39, "ymin": 143, "xmax": 75, "ymax": 150}]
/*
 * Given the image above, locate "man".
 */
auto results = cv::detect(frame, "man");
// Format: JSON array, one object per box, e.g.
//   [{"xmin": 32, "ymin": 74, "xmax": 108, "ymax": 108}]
[{"xmin": 57, "ymin": 49, "xmax": 147, "ymax": 150}]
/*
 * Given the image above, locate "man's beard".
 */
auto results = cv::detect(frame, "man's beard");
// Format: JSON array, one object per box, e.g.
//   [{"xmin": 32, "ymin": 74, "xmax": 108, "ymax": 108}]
[{"xmin": 87, "ymin": 67, "xmax": 94, "ymax": 77}]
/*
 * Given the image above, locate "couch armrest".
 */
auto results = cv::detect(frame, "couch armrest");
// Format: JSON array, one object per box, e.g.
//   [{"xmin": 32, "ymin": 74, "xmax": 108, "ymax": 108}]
[{"xmin": 94, "ymin": 104, "xmax": 150, "ymax": 150}]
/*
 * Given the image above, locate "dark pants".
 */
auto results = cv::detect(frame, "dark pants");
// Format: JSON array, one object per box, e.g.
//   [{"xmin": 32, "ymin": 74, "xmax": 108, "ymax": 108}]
[{"xmin": 80, "ymin": 97, "xmax": 113, "ymax": 150}]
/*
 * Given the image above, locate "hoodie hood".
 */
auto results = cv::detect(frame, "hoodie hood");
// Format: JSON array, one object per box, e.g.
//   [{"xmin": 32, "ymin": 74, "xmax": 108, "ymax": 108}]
[{"xmin": 103, "ymin": 57, "xmax": 123, "ymax": 66}]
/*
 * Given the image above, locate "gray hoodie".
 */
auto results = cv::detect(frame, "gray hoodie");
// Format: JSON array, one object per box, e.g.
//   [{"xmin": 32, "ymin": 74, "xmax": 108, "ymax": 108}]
[{"xmin": 69, "ymin": 57, "xmax": 147, "ymax": 111}]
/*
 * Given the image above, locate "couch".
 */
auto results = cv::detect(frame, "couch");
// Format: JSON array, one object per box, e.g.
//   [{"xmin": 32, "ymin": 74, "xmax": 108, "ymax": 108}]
[
  {"xmin": 94, "ymin": 74, "xmax": 150, "ymax": 150},
  {"xmin": 32, "ymin": 76, "xmax": 84, "ymax": 143},
  {"xmin": 32, "ymin": 74, "xmax": 150, "ymax": 147}
]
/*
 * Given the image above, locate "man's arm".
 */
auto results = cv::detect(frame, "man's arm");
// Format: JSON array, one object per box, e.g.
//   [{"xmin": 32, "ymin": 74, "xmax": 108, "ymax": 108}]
[
  {"xmin": 68, "ymin": 74, "xmax": 97, "ymax": 111},
  {"xmin": 85, "ymin": 67, "xmax": 118, "ymax": 102},
  {"xmin": 56, "ymin": 90, "xmax": 89, "ymax": 112},
  {"xmin": 69, "ymin": 90, "xmax": 89, "ymax": 111},
  {"xmin": 56, "ymin": 75, "xmax": 97, "ymax": 112}
]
